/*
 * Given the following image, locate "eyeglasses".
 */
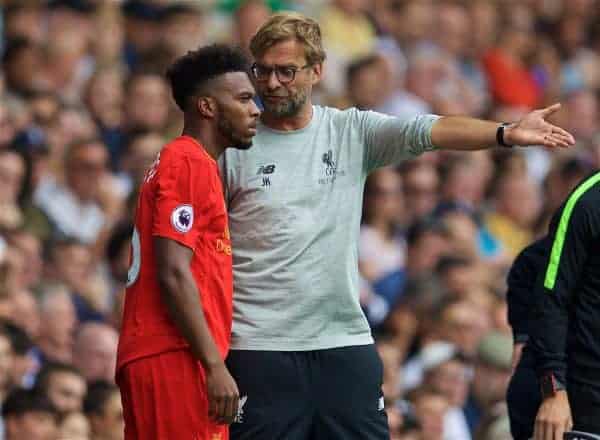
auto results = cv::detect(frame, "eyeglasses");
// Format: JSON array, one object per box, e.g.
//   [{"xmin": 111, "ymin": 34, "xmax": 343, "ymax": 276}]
[{"xmin": 250, "ymin": 63, "xmax": 312, "ymax": 84}]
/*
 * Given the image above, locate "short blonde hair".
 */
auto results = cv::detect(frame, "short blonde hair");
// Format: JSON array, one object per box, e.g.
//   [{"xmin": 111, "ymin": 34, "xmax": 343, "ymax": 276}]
[{"xmin": 250, "ymin": 12, "xmax": 326, "ymax": 66}]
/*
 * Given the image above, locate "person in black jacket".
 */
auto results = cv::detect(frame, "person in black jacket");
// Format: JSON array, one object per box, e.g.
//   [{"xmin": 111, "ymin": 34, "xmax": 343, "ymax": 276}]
[
  {"xmin": 529, "ymin": 170, "xmax": 600, "ymax": 439},
  {"xmin": 505, "ymin": 237, "xmax": 551, "ymax": 440}
]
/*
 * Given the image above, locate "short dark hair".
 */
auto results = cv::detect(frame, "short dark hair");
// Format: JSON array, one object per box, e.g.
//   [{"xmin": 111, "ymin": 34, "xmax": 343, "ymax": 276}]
[
  {"xmin": 2, "ymin": 388, "xmax": 57, "ymax": 419},
  {"xmin": 34, "ymin": 362, "xmax": 83, "ymax": 395},
  {"xmin": 346, "ymin": 54, "xmax": 381, "ymax": 86},
  {"xmin": 165, "ymin": 44, "xmax": 250, "ymax": 111},
  {"xmin": 83, "ymin": 380, "xmax": 118, "ymax": 415},
  {"xmin": 406, "ymin": 217, "xmax": 449, "ymax": 247}
]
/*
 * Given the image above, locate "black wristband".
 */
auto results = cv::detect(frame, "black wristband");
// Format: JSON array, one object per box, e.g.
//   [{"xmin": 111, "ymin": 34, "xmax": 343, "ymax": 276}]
[{"xmin": 496, "ymin": 122, "xmax": 513, "ymax": 148}]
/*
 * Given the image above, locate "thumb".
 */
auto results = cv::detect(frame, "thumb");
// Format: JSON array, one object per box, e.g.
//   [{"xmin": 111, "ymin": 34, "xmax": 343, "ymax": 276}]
[{"xmin": 540, "ymin": 103, "xmax": 561, "ymax": 117}]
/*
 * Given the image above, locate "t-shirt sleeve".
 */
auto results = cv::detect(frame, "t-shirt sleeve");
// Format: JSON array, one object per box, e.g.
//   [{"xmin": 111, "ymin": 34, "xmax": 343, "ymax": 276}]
[
  {"xmin": 359, "ymin": 110, "xmax": 440, "ymax": 174},
  {"xmin": 152, "ymin": 153, "xmax": 208, "ymax": 250}
]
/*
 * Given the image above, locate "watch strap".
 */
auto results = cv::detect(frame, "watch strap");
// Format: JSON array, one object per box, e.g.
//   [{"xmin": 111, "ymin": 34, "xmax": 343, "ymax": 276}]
[{"xmin": 496, "ymin": 122, "xmax": 513, "ymax": 148}]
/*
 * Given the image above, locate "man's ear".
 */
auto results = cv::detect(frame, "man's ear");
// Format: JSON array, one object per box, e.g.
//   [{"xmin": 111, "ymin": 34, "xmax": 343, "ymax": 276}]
[
  {"xmin": 310, "ymin": 63, "xmax": 323, "ymax": 86},
  {"xmin": 196, "ymin": 96, "xmax": 216, "ymax": 118}
]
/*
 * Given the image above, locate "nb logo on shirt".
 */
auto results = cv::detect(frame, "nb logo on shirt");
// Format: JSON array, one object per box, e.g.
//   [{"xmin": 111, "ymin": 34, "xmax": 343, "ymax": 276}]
[{"xmin": 256, "ymin": 164, "xmax": 276, "ymax": 175}]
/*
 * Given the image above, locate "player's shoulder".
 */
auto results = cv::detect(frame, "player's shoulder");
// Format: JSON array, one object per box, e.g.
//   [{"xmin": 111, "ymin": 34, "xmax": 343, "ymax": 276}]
[{"xmin": 159, "ymin": 136, "xmax": 214, "ymax": 168}]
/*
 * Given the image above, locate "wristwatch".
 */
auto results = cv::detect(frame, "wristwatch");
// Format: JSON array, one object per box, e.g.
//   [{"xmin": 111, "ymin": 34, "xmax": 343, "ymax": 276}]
[
  {"xmin": 496, "ymin": 122, "xmax": 513, "ymax": 148},
  {"xmin": 540, "ymin": 373, "xmax": 566, "ymax": 399}
]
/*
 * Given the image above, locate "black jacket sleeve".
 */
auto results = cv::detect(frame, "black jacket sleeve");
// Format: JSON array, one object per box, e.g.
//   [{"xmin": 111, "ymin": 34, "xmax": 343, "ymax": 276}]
[
  {"xmin": 529, "ymin": 198, "xmax": 599, "ymax": 383},
  {"xmin": 506, "ymin": 238, "xmax": 549, "ymax": 344}
]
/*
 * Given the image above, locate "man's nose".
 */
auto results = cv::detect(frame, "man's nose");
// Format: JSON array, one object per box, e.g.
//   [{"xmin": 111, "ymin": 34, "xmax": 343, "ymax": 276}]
[
  {"xmin": 250, "ymin": 100, "xmax": 261, "ymax": 117},
  {"xmin": 266, "ymin": 70, "xmax": 281, "ymax": 89}
]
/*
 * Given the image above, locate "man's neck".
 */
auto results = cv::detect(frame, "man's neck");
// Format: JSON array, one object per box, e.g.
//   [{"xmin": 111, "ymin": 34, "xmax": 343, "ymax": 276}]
[
  {"xmin": 182, "ymin": 124, "xmax": 224, "ymax": 161},
  {"xmin": 261, "ymin": 104, "xmax": 313, "ymax": 132}
]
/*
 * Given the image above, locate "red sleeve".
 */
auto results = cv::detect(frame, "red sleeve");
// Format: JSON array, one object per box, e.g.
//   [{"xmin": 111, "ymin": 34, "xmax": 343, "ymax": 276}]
[{"xmin": 152, "ymin": 152, "xmax": 208, "ymax": 250}]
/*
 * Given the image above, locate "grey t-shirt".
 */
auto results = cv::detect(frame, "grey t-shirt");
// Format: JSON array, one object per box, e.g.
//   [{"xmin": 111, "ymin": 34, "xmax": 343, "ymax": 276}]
[{"xmin": 221, "ymin": 105, "xmax": 439, "ymax": 351}]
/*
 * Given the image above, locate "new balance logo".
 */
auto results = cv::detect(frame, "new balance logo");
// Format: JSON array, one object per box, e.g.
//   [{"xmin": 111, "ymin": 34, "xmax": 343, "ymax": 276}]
[
  {"xmin": 234, "ymin": 396, "xmax": 248, "ymax": 423},
  {"xmin": 256, "ymin": 164, "xmax": 276, "ymax": 175},
  {"xmin": 262, "ymin": 177, "xmax": 271, "ymax": 187}
]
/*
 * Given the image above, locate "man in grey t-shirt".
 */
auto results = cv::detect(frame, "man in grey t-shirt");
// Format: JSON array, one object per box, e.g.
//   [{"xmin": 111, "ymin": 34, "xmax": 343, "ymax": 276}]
[{"xmin": 222, "ymin": 12, "xmax": 574, "ymax": 440}]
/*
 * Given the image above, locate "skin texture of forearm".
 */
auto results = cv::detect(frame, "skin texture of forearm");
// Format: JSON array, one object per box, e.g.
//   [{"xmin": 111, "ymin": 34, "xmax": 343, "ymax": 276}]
[
  {"xmin": 430, "ymin": 116, "xmax": 501, "ymax": 150},
  {"xmin": 155, "ymin": 238, "xmax": 223, "ymax": 371}
]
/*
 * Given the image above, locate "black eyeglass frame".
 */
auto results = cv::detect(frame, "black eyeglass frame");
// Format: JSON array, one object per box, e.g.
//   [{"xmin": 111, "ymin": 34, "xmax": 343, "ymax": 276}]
[{"xmin": 250, "ymin": 63, "xmax": 312, "ymax": 84}]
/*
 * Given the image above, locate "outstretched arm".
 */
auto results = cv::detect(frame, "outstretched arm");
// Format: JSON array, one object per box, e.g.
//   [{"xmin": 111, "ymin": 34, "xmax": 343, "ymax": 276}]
[{"xmin": 430, "ymin": 103, "xmax": 575, "ymax": 150}]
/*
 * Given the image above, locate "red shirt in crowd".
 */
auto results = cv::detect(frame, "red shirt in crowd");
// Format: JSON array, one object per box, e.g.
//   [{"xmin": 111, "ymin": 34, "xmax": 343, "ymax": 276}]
[
  {"xmin": 117, "ymin": 136, "xmax": 233, "ymax": 373},
  {"xmin": 482, "ymin": 48, "xmax": 541, "ymax": 110}
]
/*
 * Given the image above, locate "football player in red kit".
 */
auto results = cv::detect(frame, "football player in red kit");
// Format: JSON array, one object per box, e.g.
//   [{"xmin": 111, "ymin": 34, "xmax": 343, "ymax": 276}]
[{"xmin": 116, "ymin": 44, "xmax": 260, "ymax": 440}]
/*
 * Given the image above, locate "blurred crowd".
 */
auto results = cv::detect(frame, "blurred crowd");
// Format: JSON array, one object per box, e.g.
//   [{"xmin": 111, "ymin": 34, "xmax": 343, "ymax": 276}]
[{"xmin": 0, "ymin": 0, "xmax": 599, "ymax": 439}]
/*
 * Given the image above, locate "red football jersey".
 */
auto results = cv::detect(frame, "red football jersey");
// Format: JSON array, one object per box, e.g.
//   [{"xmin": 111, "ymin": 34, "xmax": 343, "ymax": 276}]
[{"xmin": 117, "ymin": 136, "xmax": 233, "ymax": 373}]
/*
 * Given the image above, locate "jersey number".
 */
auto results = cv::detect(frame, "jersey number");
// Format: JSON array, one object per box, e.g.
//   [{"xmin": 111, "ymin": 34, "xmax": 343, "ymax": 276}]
[{"xmin": 126, "ymin": 227, "xmax": 141, "ymax": 287}]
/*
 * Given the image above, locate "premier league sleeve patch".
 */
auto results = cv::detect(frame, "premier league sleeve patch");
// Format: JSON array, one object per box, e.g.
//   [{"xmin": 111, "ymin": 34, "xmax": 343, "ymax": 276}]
[{"xmin": 171, "ymin": 204, "xmax": 194, "ymax": 233}]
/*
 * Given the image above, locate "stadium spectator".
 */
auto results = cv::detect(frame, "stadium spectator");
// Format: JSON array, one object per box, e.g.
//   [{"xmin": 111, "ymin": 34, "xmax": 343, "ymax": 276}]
[
  {"xmin": 2, "ymin": 388, "xmax": 58, "ymax": 440},
  {"xmin": 35, "ymin": 285, "xmax": 77, "ymax": 365},
  {"xmin": 84, "ymin": 381, "xmax": 123, "ymax": 440},
  {"xmin": 360, "ymin": 168, "xmax": 407, "ymax": 318},
  {"xmin": 34, "ymin": 362, "xmax": 87, "ymax": 416},
  {"xmin": 485, "ymin": 172, "xmax": 542, "ymax": 257},
  {"xmin": 419, "ymin": 342, "xmax": 472, "ymax": 440},
  {"xmin": 400, "ymin": 161, "xmax": 440, "ymax": 224},
  {"xmin": 59, "ymin": 410, "xmax": 91, "ymax": 440},
  {"xmin": 34, "ymin": 138, "xmax": 120, "ymax": 246},
  {"xmin": 73, "ymin": 323, "xmax": 118, "ymax": 384},
  {"xmin": 409, "ymin": 387, "xmax": 448, "ymax": 440},
  {"xmin": 4, "ymin": 322, "xmax": 36, "ymax": 388},
  {"xmin": 230, "ymin": 0, "xmax": 272, "ymax": 54},
  {"xmin": 464, "ymin": 331, "xmax": 513, "ymax": 433}
]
